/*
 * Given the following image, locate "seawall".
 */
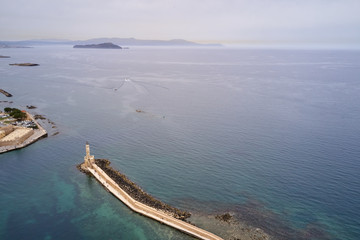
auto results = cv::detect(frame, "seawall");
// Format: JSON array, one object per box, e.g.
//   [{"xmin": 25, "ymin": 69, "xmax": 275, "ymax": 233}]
[
  {"xmin": 0, "ymin": 89, "xmax": 12, "ymax": 97},
  {"xmin": 0, "ymin": 111, "xmax": 47, "ymax": 154},
  {"xmin": 81, "ymin": 161, "xmax": 223, "ymax": 240}
]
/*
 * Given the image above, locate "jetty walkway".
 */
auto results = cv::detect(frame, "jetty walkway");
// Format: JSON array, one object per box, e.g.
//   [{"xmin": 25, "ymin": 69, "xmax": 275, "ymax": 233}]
[
  {"xmin": 82, "ymin": 144, "xmax": 223, "ymax": 240},
  {"xmin": 0, "ymin": 89, "xmax": 12, "ymax": 97}
]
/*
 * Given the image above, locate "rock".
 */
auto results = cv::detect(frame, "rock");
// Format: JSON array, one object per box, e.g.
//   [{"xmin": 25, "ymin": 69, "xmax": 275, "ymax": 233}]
[
  {"xmin": 76, "ymin": 163, "xmax": 92, "ymax": 175},
  {"xmin": 215, "ymin": 213, "xmax": 232, "ymax": 222},
  {"xmin": 34, "ymin": 114, "xmax": 46, "ymax": 120},
  {"xmin": 26, "ymin": 105, "xmax": 37, "ymax": 109}
]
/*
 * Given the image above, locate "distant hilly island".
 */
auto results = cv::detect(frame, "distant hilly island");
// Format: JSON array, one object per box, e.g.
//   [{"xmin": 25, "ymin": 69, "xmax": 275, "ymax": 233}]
[
  {"xmin": 0, "ymin": 38, "xmax": 221, "ymax": 47},
  {"xmin": 73, "ymin": 42, "xmax": 122, "ymax": 49}
]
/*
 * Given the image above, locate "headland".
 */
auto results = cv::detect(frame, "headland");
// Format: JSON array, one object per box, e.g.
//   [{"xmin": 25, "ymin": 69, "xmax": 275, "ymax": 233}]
[{"xmin": 78, "ymin": 143, "xmax": 223, "ymax": 240}]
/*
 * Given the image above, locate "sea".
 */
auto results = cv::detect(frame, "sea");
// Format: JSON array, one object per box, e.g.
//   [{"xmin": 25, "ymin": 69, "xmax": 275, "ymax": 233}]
[{"xmin": 0, "ymin": 45, "xmax": 359, "ymax": 240}]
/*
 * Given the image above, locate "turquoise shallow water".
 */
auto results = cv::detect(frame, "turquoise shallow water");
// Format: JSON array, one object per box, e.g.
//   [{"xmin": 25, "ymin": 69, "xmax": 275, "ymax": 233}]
[{"xmin": 0, "ymin": 46, "xmax": 360, "ymax": 239}]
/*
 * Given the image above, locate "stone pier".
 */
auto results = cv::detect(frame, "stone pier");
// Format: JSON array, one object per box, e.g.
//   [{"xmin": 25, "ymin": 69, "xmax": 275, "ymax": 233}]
[{"xmin": 81, "ymin": 143, "xmax": 223, "ymax": 240}]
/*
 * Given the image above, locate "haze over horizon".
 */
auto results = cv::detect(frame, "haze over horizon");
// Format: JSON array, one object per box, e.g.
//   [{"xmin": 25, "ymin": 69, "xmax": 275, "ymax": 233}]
[{"xmin": 1, "ymin": 0, "xmax": 360, "ymax": 46}]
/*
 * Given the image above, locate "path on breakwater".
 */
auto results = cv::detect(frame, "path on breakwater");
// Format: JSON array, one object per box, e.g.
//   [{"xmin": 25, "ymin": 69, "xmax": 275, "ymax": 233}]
[{"xmin": 84, "ymin": 163, "xmax": 223, "ymax": 240}]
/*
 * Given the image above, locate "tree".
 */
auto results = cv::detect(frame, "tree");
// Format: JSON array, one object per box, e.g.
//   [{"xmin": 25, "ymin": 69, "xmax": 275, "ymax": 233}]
[
  {"xmin": 5, "ymin": 108, "xmax": 26, "ymax": 120},
  {"xmin": 4, "ymin": 107, "xmax": 13, "ymax": 113},
  {"xmin": 12, "ymin": 112, "xmax": 26, "ymax": 120}
]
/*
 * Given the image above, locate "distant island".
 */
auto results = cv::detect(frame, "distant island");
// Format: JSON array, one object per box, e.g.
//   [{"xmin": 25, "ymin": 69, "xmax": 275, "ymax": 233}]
[
  {"xmin": 71, "ymin": 38, "xmax": 220, "ymax": 47},
  {"xmin": 0, "ymin": 55, "xmax": 10, "ymax": 58},
  {"xmin": 73, "ymin": 42, "xmax": 122, "ymax": 49},
  {"xmin": 0, "ymin": 45, "xmax": 31, "ymax": 49},
  {"xmin": 1, "ymin": 38, "xmax": 221, "ymax": 47}
]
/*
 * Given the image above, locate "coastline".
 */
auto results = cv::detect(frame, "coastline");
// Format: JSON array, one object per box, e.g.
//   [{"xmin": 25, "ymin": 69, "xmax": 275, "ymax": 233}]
[{"xmin": 0, "ymin": 111, "xmax": 47, "ymax": 154}]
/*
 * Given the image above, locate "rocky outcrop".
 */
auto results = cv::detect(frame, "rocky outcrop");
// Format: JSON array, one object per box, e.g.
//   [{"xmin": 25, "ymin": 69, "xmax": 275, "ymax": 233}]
[
  {"xmin": 215, "ymin": 213, "xmax": 232, "ymax": 223},
  {"xmin": 26, "ymin": 105, "xmax": 37, "ymax": 109},
  {"xmin": 34, "ymin": 114, "xmax": 46, "ymax": 120}
]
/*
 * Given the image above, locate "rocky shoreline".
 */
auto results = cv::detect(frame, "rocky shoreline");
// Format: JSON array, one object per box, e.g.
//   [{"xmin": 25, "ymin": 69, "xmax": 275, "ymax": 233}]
[
  {"xmin": 32, "ymin": 113, "xmax": 58, "ymax": 136},
  {"xmin": 80, "ymin": 158, "xmax": 191, "ymax": 221},
  {"xmin": 189, "ymin": 212, "xmax": 271, "ymax": 240}
]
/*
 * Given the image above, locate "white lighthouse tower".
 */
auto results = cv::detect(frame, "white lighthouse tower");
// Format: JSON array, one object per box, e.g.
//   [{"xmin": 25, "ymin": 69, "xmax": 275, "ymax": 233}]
[{"xmin": 84, "ymin": 142, "xmax": 95, "ymax": 168}]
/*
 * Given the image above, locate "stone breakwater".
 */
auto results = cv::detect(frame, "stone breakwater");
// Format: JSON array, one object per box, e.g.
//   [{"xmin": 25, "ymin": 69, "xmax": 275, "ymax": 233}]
[
  {"xmin": 95, "ymin": 159, "xmax": 191, "ymax": 220},
  {"xmin": 0, "ymin": 89, "xmax": 12, "ymax": 97},
  {"xmin": 78, "ymin": 148, "xmax": 223, "ymax": 240}
]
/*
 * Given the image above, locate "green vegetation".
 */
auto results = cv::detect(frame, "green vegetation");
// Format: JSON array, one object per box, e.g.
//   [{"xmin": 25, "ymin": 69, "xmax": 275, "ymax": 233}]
[
  {"xmin": 4, "ymin": 107, "xmax": 12, "ymax": 112},
  {"xmin": 4, "ymin": 108, "xmax": 27, "ymax": 120}
]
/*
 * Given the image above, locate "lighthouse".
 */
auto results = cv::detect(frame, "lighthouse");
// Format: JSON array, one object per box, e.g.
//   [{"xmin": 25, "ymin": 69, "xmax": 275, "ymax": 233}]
[{"xmin": 84, "ymin": 142, "xmax": 95, "ymax": 168}]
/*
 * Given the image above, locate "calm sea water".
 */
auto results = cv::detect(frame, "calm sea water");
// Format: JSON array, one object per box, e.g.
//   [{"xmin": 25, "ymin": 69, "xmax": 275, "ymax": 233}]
[{"xmin": 0, "ymin": 46, "xmax": 359, "ymax": 240}]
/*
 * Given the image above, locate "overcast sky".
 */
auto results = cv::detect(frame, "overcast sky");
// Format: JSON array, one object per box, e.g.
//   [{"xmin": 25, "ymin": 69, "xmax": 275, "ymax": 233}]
[{"xmin": 1, "ymin": 0, "xmax": 359, "ymax": 45}]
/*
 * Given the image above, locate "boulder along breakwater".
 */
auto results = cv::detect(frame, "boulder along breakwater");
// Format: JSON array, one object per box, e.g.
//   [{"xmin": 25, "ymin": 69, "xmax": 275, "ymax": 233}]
[{"xmin": 93, "ymin": 158, "xmax": 191, "ymax": 221}]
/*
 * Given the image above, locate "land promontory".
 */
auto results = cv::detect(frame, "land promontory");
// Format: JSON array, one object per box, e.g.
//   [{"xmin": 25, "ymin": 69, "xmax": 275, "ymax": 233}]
[{"xmin": 73, "ymin": 42, "xmax": 122, "ymax": 49}]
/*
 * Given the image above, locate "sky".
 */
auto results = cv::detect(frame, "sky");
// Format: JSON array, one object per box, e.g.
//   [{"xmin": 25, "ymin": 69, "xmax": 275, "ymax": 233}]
[{"xmin": 1, "ymin": 0, "xmax": 360, "ymax": 45}]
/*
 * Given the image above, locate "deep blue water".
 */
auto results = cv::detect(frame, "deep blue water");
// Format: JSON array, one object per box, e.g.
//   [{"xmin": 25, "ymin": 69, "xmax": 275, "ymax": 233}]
[{"xmin": 0, "ymin": 46, "xmax": 359, "ymax": 240}]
